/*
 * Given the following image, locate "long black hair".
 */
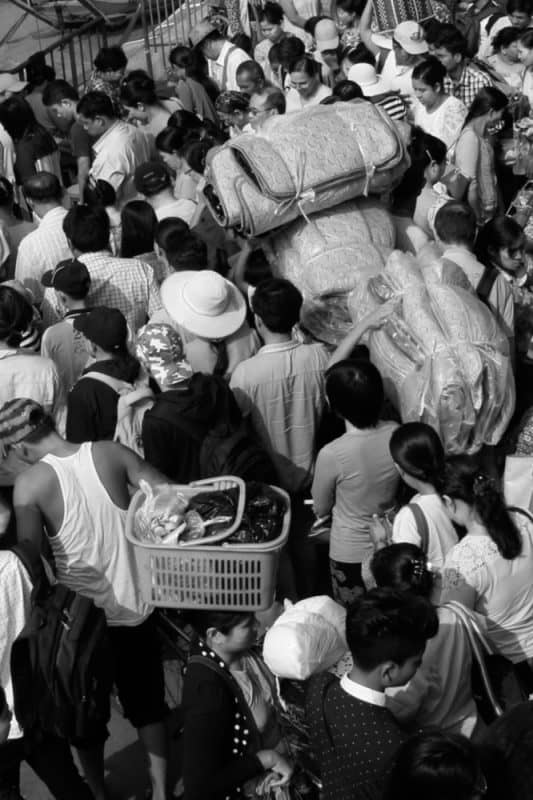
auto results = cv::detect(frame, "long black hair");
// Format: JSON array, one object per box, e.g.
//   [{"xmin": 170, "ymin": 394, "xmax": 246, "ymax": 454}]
[
  {"xmin": 438, "ymin": 455, "xmax": 522, "ymax": 559},
  {"xmin": 390, "ymin": 422, "xmax": 445, "ymax": 487},
  {"xmin": 371, "ymin": 543, "xmax": 434, "ymax": 599}
]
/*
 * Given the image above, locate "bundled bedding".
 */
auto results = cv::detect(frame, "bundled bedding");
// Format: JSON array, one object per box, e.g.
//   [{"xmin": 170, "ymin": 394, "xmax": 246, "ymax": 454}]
[
  {"xmin": 203, "ymin": 101, "xmax": 410, "ymax": 236},
  {"xmin": 349, "ymin": 250, "xmax": 515, "ymax": 453}
]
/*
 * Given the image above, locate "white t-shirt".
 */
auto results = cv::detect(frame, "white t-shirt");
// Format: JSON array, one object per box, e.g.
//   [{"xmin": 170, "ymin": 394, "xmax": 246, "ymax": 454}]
[
  {"xmin": 380, "ymin": 51, "xmax": 415, "ymax": 100},
  {"xmin": 392, "ymin": 493, "xmax": 458, "ymax": 599},
  {"xmin": 441, "ymin": 510, "xmax": 533, "ymax": 663},
  {"xmin": 285, "ymin": 83, "xmax": 332, "ymax": 112},
  {"xmin": 412, "ymin": 95, "xmax": 467, "ymax": 151}
]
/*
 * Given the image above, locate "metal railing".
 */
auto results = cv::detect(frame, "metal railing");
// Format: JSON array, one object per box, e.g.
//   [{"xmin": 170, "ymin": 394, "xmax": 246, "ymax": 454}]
[
  {"xmin": 7, "ymin": 0, "xmax": 210, "ymax": 87},
  {"xmin": 10, "ymin": 17, "xmax": 109, "ymax": 89}
]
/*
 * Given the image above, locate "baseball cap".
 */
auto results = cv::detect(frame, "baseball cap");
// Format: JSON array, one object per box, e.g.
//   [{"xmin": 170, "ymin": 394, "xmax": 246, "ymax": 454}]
[
  {"xmin": 161, "ymin": 270, "xmax": 246, "ymax": 340},
  {"xmin": 0, "ymin": 398, "xmax": 46, "ymax": 453},
  {"xmin": 74, "ymin": 307, "xmax": 128, "ymax": 351},
  {"xmin": 347, "ymin": 63, "xmax": 387, "ymax": 96},
  {"xmin": 189, "ymin": 20, "xmax": 217, "ymax": 48},
  {"xmin": 372, "ymin": 20, "xmax": 428, "ymax": 54},
  {"xmin": 315, "ymin": 18, "xmax": 339, "ymax": 52},
  {"xmin": 0, "ymin": 73, "xmax": 28, "ymax": 94},
  {"xmin": 41, "ymin": 258, "xmax": 91, "ymax": 296},
  {"xmin": 134, "ymin": 161, "xmax": 171, "ymax": 196},
  {"xmin": 136, "ymin": 323, "xmax": 193, "ymax": 389}
]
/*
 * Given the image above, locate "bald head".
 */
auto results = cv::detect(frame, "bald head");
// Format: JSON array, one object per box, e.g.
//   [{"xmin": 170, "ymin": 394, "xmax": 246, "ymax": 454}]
[{"xmin": 23, "ymin": 172, "xmax": 63, "ymax": 206}]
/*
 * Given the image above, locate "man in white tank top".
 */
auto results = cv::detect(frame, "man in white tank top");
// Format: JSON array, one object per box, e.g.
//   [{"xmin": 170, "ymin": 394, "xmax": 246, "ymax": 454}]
[{"xmin": 6, "ymin": 398, "xmax": 170, "ymax": 800}]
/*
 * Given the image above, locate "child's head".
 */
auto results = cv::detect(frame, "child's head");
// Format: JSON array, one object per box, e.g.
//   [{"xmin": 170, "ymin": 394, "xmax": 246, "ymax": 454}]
[
  {"xmin": 345, "ymin": 588, "xmax": 438, "ymax": 688},
  {"xmin": 371, "ymin": 544, "xmax": 434, "ymax": 599},
  {"xmin": 384, "ymin": 731, "xmax": 486, "ymax": 800},
  {"xmin": 434, "ymin": 201, "xmax": 476, "ymax": 248},
  {"xmin": 475, "ymin": 215, "xmax": 525, "ymax": 276},
  {"xmin": 389, "ymin": 421, "xmax": 445, "ymax": 491},
  {"xmin": 325, "ymin": 359, "xmax": 383, "ymax": 429},
  {"xmin": 188, "ymin": 610, "xmax": 258, "ymax": 656}
]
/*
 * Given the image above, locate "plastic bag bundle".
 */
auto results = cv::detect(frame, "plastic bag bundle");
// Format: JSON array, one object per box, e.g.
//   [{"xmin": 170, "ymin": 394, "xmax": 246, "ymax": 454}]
[
  {"xmin": 349, "ymin": 251, "xmax": 515, "ymax": 453},
  {"xmin": 262, "ymin": 596, "xmax": 346, "ymax": 680}
]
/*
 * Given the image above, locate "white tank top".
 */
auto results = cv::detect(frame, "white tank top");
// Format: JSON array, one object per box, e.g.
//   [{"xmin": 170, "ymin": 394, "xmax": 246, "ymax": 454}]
[{"xmin": 42, "ymin": 442, "xmax": 151, "ymax": 626}]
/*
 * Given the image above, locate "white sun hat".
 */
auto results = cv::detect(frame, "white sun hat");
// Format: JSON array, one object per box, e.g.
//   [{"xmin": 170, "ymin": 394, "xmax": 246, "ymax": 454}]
[{"xmin": 160, "ymin": 270, "xmax": 246, "ymax": 340}]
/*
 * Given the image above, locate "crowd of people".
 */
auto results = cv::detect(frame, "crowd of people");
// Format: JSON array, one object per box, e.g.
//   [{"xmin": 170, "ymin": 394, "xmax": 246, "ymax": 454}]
[{"xmin": 1, "ymin": 0, "xmax": 533, "ymax": 798}]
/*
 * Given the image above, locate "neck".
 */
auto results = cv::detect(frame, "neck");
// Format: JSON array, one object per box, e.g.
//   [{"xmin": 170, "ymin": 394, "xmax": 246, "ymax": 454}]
[
  {"xmin": 0, "ymin": 208, "xmax": 15, "ymax": 225},
  {"xmin": 210, "ymin": 643, "xmax": 242, "ymax": 668},
  {"xmin": 470, "ymin": 116, "xmax": 487, "ymax": 135},
  {"xmin": 347, "ymin": 664, "xmax": 384, "ymax": 693},
  {"xmin": 426, "ymin": 93, "xmax": 445, "ymax": 112},
  {"xmin": 33, "ymin": 201, "xmax": 59, "ymax": 218},
  {"xmin": 449, "ymin": 60, "xmax": 463, "ymax": 81},
  {"xmin": 150, "ymin": 189, "xmax": 174, "ymax": 208},
  {"xmin": 65, "ymin": 299, "xmax": 87, "ymax": 312},
  {"xmin": 260, "ymin": 330, "xmax": 292, "ymax": 345},
  {"xmin": 32, "ymin": 432, "xmax": 78, "ymax": 460},
  {"xmin": 409, "ymin": 478, "xmax": 435, "ymax": 495}
]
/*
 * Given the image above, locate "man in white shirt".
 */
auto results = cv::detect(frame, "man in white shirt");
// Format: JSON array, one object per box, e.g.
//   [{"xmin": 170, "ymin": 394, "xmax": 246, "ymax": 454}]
[
  {"xmin": 77, "ymin": 91, "xmax": 154, "ymax": 206},
  {"xmin": 372, "ymin": 20, "xmax": 429, "ymax": 101},
  {"xmin": 15, "ymin": 172, "xmax": 71, "ymax": 304},
  {"xmin": 189, "ymin": 20, "xmax": 249, "ymax": 92},
  {"xmin": 477, "ymin": 0, "xmax": 533, "ymax": 59},
  {"xmin": 134, "ymin": 161, "xmax": 196, "ymax": 224}
]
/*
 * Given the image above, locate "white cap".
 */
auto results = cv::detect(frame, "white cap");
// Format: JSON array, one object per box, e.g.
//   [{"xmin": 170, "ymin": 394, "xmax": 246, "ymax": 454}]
[
  {"xmin": 372, "ymin": 20, "xmax": 428, "ymax": 55},
  {"xmin": 0, "ymin": 73, "xmax": 28, "ymax": 94},
  {"xmin": 348, "ymin": 63, "xmax": 386, "ymax": 96}
]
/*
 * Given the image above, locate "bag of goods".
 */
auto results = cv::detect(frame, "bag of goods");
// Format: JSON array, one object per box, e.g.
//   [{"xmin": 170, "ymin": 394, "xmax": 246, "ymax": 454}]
[
  {"xmin": 262, "ymin": 596, "xmax": 346, "ymax": 679},
  {"xmin": 228, "ymin": 482, "xmax": 287, "ymax": 544},
  {"xmin": 203, "ymin": 101, "xmax": 410, "ymax": 236},
  {"xmin": 300, "ymin": 292, "xmax": 354, "ymax": 346},
  {"xmin": 349, "ymin": 250, "xmax": 515, "ymax": 454},
  {"xmin": 371, "ymin": 0, "xmax": 434, "ymax": 33}
]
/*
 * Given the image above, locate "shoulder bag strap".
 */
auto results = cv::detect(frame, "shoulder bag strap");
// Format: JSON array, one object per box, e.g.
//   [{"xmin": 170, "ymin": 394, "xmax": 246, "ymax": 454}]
[
  {"xmin": 442, "ymin": 600, "xmax": 503, "ymax": 719},
  {"xmin": 507, "ymin": 505, "xmax": 533, "ymax": 524},
  {"xmin": 407, "ymin": 503, "xmax": 430, "ymax": 554}
]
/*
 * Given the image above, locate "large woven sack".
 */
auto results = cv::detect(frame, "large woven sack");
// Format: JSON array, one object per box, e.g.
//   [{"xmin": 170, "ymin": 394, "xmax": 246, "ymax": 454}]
[
  {"xmin": 371, "ymin": 0, "xmax": 434, "ymax": 33},
  {"xmin": 268, "ymin": 198, "xmax": 394, "ymax": 345},
  {"xmin": 349, "ymin": 251, "xmax": 515, "ymax": 454},
  {"xmin": 203, "ymin": 101, "xmax": 410, "ymax": 236}
]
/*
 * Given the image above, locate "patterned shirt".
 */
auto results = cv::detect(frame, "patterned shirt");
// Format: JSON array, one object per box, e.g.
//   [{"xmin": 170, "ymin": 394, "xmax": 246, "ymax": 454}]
[
  {"xmin": 43, "ymin": 250, "xmax": 162, "ymax": 333},
  {"xmin": 443, "ymin": 63, "xmax": 493, "ymax": 109},
  {"xmin": 15, "ymin": 206, "xmax": 71, "ymax": 304}
]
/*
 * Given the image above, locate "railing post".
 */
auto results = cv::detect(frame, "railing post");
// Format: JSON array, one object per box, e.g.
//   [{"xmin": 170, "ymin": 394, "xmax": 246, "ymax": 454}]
[{"xmin": 139, "ymin": 0, "xmax": 154, "ymax": 78}]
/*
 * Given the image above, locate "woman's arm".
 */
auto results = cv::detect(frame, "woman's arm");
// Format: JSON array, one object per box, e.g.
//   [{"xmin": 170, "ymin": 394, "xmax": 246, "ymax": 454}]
[
  {"xmin": 360, "ymin": 0, "xmax": 379, "ymax": 55},
  {"xmin": 278, "ymin": 0, "xmax": 308, "ymax": 28},
  {"xmin": 445, "ymin": 129, "xmax": 479, "ymax": 201},
  {"xmin": 311, "ymin": 447, "xmax": 338, "ymax": 519}
]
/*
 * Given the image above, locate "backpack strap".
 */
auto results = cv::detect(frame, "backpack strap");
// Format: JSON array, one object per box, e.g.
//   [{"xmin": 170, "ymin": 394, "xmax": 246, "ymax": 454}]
[
  {"xmin": 476, "ymin": 265, "xmax": 499, "ymax": 304},
  {"xmin": 82, "ymin": 371, "xmax": 130, "ymax": 393},
  {"xmin": 406, "ymin": 503, "xmax": 430, "ymax": 554},
  {"xmin": 221, "ymin": 44, "xmax": 237, "ymax": 90}
]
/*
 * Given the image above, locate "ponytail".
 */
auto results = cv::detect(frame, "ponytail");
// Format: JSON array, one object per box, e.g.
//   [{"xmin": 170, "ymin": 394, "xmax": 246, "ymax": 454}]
[
  {"xmin": 439, "ymin": 456, "xmax": 522, "ymax": 559},
  {"xmin": 371, "ymin": 543, "xmax": 434, "ymax": 599}
]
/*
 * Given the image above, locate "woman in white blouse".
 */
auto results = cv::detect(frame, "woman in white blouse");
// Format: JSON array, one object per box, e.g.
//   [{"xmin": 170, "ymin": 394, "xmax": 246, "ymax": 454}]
[
  {"xmin": 411, "ymin": 57, "xmax": 467, "ymax": 152},
  {"xmin": 285, "ymin": 55, "xmax": 332, "ymax": 112},
  {"xmin": 440, "ymin": 456, "xmax": 533, "ymax": 694}
]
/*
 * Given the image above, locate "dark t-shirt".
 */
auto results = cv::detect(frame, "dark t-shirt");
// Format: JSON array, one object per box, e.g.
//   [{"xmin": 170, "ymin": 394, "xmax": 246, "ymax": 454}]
[{"xmin": 70, "ymin": 120, "xmax": 92, "ymax": 160}]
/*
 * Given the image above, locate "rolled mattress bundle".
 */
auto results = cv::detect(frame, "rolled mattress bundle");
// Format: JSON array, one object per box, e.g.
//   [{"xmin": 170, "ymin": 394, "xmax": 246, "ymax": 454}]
[
  {"xmin": 203, "ymin": 101, "xmax": 410, "ymax": 236},
  {"xmin": 349, "ymin": 251, "xmax": 515, "ymax": 453}
]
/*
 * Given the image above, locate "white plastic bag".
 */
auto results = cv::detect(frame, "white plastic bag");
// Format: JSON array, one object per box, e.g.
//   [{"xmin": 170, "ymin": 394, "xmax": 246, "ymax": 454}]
[
  {"xmin": 504, "ymin": 456, "xmax": 533, "ymax": 511},
  {"xmin": 262, "ymin": 596, "xmax": 346, "ymax": 680}
]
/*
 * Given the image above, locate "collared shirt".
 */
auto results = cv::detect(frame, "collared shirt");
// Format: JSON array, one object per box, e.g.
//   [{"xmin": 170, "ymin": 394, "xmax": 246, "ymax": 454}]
[
  {"xmin": 15, "ymin": 206, "xmax": 71, "ymax": 304},
  {"xmin": 443, "ymin": 63, "xmax": 492, "ymax": 109},
  {"xmin": 230, "ymin": 339, "xmax": 329, "ymax": 492},
  {"xmin": 0, "ymin": 348, "xmax": 63, "ymax": 430},
  {"xmin": 90, "ymin": 120, "xmax": 155, "ymax": 206},
  {"xmin": 340, "ymin": 674, "xmax": 387, "ymax": 707},
  {"xmin": 209, "ymin": 40, "xmax": 250, "ymax": 91},
  {"xmin": 42, "ymin": 251, "xmax": 162, "ymax": 333}
]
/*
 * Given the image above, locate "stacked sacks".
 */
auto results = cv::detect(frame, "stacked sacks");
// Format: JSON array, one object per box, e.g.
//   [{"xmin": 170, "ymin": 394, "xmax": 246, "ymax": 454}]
[
  {"xmin": 203, "ymin": 100, "xmax": 410, "ymax": 236},
  {"xmin": 349, "ymin": 250, "xmax": 515, "ymax": 454},
  {"xmin": 269, "ymin": 198, "xmax": 395, "ymax": 344}
]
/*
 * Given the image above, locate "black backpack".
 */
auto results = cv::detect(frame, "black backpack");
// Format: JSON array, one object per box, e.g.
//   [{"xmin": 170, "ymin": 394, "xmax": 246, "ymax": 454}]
[
  {"xmin": 199, "ymin": 418, "xmax": 278, "ymax": 483},
  {"xmin": 10, "ymin": 543, "xmax": 113, "ymax": 742}
]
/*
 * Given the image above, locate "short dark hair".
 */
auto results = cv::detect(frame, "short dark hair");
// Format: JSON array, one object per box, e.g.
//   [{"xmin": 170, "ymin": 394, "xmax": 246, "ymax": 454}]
[
  {"xmin": 278, "ymin": 36, "xmax": 305, "ymax": 69},
  {"xmin": 254, "ymin": 86, "xmax": 286, "ymax": 113},
  {"xmin": 492, "ymin": 25, "xmax": 522, "ymax": 51},
  {"xmin": 120, "ymin": 70, "xmax": 157, "ymax": 107},
  {"xmin": 259, "ymin": 1, "xmax": 284, "ymax": 24},
  {"xmin": 384, "ymin": 732, "xmax": 483, "ymax": 800},
  {"xmin": 42, "ymin": 78, "xmax": 79, "ymax": 107},
  {"xmin": 22, "ymin": 407, "xmax": 56, "ymax": 444},
  {"xmin": 520, "ymin": 27, "xmax": 533, "ymax": 47},
  {"xmin": 434, "ymin": 201, "xmax": 476, "ymax": 246},
  {"xmin": 165, "ymin": 232, "xmax": 208, "ymax": 271},
  {"xmin": 325, "ymin": 359, "xmax": 383, "ymax": 428},
  {"xmin": 332, "ymin": 79, "xmax": 364, "ymax": 100},
  {"xmin": 155, "ymin": 216, "xmax": 190, "ymax": 251},
  {"xmin": 434, "ymin": 24, "xmax": 469, "ymax": 57},
  {"xmin": 0, "ymin": 285, "xmax": 33, "ymax": 347},
  {"xmin": 77, "ymin": 91, "xmax": 115, "ymax": 120},
  {"xmin": 82, "ymin": 177, "xmax": 116, "ymax": 208},
  {"xmin": 345, "ymin": 588, "xmax": 438, "ymax": 671},
  {"xmin": 251, "ymin": 278, "xmax": 303, "ymax": 333},
  {"xmin": 63, "ymin": 205, "xmax": 110, "ymax": 253},
  {"xmin": 288, "ymin": 54, "xmax": 321, "ymax": 77},
  {"xmin": 508, "ymin": 0, "xmax": 533, "ymax": 15},
  {"xmin": 93, "ymin": 45, "xmax": 127, "ymax": 72},
  {"xmin": 23, "ymin": 171, "xmax": 62, "ymax": 203},
  {"xmin": 475, "ymin": 214, "xmax": 524, "ymax": 266},
  {"xmin": 412, "ymin": 56, "xmax": 447, "ymax": 87},
  {"xmin": 236, "ymin": 60, "xmax": 265, "ymax": 83}
]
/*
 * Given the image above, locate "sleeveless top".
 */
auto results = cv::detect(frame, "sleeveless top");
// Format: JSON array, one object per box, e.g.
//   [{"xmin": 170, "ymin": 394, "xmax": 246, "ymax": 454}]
[{"xmin": 42, "ymin": 442, "xmax": 151, "ymax": 626}]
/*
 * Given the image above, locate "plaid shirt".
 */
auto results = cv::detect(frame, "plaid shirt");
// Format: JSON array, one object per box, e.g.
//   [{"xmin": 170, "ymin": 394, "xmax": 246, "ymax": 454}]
[
  {"xmin": 15, "ymin": 206, "xmax": 71, "ymax": 305},
  {"xmin": 443, "ymin": 63, "xmax": 492, "ymax": 109},
  {"xmin": 43, "ymin": 251, "xmax": 162, "ymax": 333}
]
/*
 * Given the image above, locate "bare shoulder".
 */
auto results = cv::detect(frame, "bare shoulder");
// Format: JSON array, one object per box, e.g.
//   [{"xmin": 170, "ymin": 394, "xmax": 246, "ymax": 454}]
[{"xmin": 14, "ymin": 462, "xmax": 56, "ymax": 504}]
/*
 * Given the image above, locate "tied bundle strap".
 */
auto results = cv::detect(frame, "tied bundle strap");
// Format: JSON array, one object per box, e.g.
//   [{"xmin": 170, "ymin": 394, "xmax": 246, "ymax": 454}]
[
  {"xmin": 350, "ymin": 121, "xmax": 376, "ymax": 196},
  {"xmin": 273, "ymin": 151, "xmax": 316, "ymax": 224}
]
